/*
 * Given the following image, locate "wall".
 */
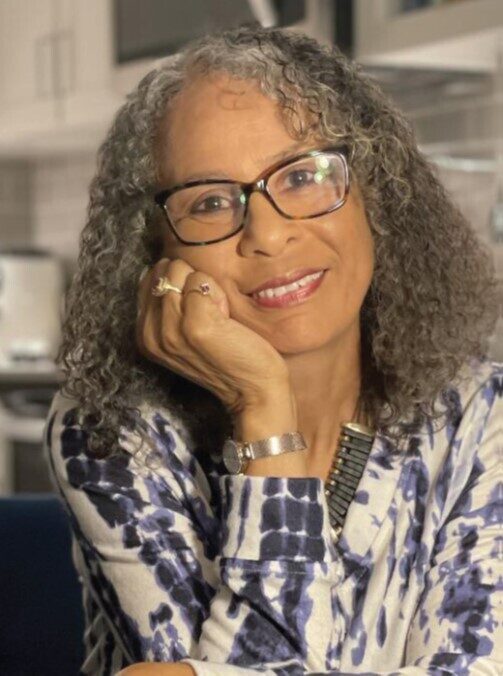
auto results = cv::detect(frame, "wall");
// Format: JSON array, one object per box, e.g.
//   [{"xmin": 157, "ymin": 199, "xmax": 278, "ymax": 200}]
[
  {"xmin": 438, "ymin": 165, "xmax": 502, "ymax": 274},
  {"xmin": 31, "ymin": 153, "xmax": 95, "ymax": 278},
  {"xmin": 437, "ymin": 165, "xmax": 503, "ymax": 360}
]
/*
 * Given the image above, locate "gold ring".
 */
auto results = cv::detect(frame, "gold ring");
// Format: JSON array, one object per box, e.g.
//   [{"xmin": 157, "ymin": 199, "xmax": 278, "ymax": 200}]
[
  {"xmin": 184, "ymin": 282, "xmax": 211, "ymax": 297},
  {"xmin": 151, "ymin": 276, "xmax": 182, "ymax": 296}
]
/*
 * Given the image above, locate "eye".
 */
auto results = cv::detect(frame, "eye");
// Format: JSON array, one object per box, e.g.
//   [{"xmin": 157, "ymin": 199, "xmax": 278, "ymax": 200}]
[
  {"xmin": 191, "ymin": 193, "xmax": 233, "ymax": 214},
  {"xmin": 283, "ymin": 168, "xmax": 316, "ymax": 190}
]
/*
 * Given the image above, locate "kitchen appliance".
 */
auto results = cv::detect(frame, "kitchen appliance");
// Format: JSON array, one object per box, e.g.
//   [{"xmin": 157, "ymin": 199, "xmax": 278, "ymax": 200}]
[
  {"xmin": 0, "ymin": 248, "xmax": 64, "ymax": 495},
  {"xmin": 0, "ymin": 248, "xmax": 65, "ymax": 370},
  {"xmin": 0, "ymin": 385, "xmax": 59, "ymax": 495}
]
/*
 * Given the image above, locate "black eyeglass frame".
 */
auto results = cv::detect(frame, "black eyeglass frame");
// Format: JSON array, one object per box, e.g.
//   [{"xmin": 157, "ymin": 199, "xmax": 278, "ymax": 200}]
[{"xmin": 153, "ymin": 145, "xmax": 350, "ymax": 246}]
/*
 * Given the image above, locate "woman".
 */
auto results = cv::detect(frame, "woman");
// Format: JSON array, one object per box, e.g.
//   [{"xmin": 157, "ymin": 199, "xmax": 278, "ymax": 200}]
[{"xmin": 44, "ymin": 24, "xmax": 502, "ymax": 676}]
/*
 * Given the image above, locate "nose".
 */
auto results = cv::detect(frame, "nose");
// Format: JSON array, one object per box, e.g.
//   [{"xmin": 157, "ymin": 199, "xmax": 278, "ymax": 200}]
[{"xmin": 237, "ymin": 190, "xmax": 300, "ymax": 257}]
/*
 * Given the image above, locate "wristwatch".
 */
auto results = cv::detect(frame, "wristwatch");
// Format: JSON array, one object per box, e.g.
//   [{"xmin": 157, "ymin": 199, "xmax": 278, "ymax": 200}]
[{"xmin": 222, "ymin": 431, "xmax": 307, "ymax": 475}]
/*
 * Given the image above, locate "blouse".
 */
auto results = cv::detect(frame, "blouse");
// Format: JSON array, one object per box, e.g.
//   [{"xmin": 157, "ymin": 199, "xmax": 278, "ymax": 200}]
[{"xmin": 43, "ymin": 356, "xmax": 503, "ymax": 675}]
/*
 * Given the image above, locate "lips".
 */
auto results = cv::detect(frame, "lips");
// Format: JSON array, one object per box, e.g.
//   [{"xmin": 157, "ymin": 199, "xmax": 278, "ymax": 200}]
[
  {"xmin": 246, "ymin": 268, "xmax": 328, "ymax": 295},
  {"xmin": 250, "ymin": 269, "xmax": 327, "ymax": 308}
]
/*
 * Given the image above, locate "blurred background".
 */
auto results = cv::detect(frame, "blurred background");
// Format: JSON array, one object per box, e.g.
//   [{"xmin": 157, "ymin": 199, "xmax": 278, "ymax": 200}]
[{"xmin": 0, "ymin": 0, "xmax": 502, "ymax": 497}]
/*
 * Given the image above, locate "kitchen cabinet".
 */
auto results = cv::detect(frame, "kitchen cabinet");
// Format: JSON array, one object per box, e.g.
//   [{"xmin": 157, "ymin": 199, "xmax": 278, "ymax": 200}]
[
  {"xmin": 57, "ymin": 0, "xmax": 119, "ymax": 129},
  {"xmin": 0, "ymin": 0, "xmax": 56, "ymax": 138},
  {"xmin": 0, "ymin": 0, "xmax": 336, "ymax": 157},
  {"xmin": 0, "ymin": 0, "xmax": 122, "ymax": 156},
  {"xmin": 0, "ymin": 0, "xmax": 54, "ymax": 106},
  {"xmin": 355, "ymin": 0, "xmax": 503, "ymax": 71}
]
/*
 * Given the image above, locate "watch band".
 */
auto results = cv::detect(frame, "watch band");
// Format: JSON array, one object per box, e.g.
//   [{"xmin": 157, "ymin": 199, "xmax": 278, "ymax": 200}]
[
  {"xmin": 242, "ymin": 431, "xmax": 307, "ymax": 461},
  {"xmin": 222, "ymin": 431, "xmax": 307, "ymax": 475}
]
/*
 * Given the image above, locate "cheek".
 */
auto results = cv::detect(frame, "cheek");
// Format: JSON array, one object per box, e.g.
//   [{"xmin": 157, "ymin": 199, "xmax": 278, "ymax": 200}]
[
  {"xmin": 344, "ymin": 232, "xmax": 374, "ymax": 297},
  {"xmin": 321, "ymin": 214, "xmax": 375, "ymax": 297},
  {"xmin": 322, "ymin": 206, "xmax": 374, "ymax": 261},
  {"xmin": 353, "ymin": 224, "xmax": 375, "ymax": 280},
  {"xmin": 162, "ymin": 239, "xmax": 235, "ymax": 284}
]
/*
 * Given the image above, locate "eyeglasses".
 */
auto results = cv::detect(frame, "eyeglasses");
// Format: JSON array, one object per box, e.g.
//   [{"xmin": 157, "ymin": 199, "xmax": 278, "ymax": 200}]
[{"xmin": 153, "ymin": 146, "xmax": 350, "ymax": 246}]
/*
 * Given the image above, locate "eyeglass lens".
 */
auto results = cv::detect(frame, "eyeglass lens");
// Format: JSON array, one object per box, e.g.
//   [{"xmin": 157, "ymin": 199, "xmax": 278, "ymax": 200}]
[{"xmin": 164, "ymin": 152, "xmax": 347, "ymax": 243}]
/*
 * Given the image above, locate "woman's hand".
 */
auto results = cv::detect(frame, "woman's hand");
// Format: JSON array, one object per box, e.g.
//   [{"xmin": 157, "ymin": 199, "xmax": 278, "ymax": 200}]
[
  {"xmin": 116, "ymin": 662, "xmax": 195, "ymax": 675},
  {"xmin": 136, "ymin": 258, "xmax": 293, "ymax": 418}
]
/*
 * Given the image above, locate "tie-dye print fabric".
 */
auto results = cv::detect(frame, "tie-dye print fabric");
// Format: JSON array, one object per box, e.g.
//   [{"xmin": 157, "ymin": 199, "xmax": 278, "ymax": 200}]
[{"xmin": 43, "ymin": 357, "xmax": 503, "ymax": 675}]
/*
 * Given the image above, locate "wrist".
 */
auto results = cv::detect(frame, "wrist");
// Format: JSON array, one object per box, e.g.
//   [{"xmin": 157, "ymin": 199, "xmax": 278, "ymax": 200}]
[
  {"xmin": 235, "ymin": 388, "xmax": 298, "ymax": 442},
  {"xmin": 229, "ymin": 392, "xmax": 309, "ymax": 477}
]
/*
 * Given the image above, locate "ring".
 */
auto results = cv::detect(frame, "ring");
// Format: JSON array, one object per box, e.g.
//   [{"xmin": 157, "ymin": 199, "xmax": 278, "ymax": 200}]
[
  {"xmin": 199, "ymin": 282, "xmax": 211, "ymax": 295},
  {"xmin": 151, "ymin": 276, "xmax": 182, "ymax": 296},
  {"xmin": 151, "ymin": 276, "xmax": 212, "ymax": 297},
  {"xmin": 185, "ymin": 282, "xmax": 211, "ymax": 297}
]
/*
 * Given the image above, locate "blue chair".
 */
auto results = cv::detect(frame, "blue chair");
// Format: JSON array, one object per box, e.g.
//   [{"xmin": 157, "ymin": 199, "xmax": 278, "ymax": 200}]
[{"xmin": 0, "ymin": 494, "xmax": 85, "ymax": 676}]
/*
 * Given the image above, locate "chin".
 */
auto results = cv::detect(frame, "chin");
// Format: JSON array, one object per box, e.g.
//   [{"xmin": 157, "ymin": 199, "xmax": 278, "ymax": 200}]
[{"xmin": 268, "ymin": 330, "xmax": 338, "ymax": 356}]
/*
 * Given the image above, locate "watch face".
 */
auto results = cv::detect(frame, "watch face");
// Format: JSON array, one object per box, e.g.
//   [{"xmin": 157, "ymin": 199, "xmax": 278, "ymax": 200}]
[{"xmin": 222, "ymin": 439, "xmax": 243, "ymax": 474}]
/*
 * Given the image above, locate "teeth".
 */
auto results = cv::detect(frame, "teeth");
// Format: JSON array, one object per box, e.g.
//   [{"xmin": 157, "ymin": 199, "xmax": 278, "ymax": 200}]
[{"xmin": 254, "ymin": 270, "xmax": 324, "ymax": 300}]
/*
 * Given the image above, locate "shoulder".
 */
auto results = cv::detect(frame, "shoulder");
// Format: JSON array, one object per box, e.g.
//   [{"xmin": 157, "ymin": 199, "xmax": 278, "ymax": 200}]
[
  {"xmin": 457, "ymin": 356, "xmax": 502, "ymax": 454},
  {"xmin": 415, "ymin": 357, "xmax": 501, "ymax": 518},
  {"xmin": 399, "ymin": 357, "xmax": 500, "ymax": 498},
  {"xmin": 450, "ymin": 355, "xmax": 501, "ymax": 438},
  {"xmin": 417, "ymin": 356, "xmax": 502, "ymax": 441},
  {"xmin": 43, "ymin": 390, "xmax": 204, "ymax": 500},
  {"xmin": 445, "ymin": 356, "xmax": 501, "ymax": 439},
  {"xmin": 453, "ymin": 355, "xmax": 502, "ymax": 406},
  {"xmin": 45, "ymin": 389, "xmax": 194, "ymax": 457}
]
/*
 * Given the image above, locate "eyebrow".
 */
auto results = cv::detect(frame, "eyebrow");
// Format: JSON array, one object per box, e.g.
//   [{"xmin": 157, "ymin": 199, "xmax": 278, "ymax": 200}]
[{"xmin": 178, "ymin": 141, "xmax": 312, "ymax": 183}]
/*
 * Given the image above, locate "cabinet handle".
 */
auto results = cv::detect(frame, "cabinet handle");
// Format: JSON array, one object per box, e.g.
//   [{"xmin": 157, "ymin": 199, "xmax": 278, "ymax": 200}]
[
  {"xmin": 34, "ymin": 35, "xmax": 54, "ymax": 99},
  {"xmin": 53, "ymin": 30, "xmax": 75, "ymax": 98}
]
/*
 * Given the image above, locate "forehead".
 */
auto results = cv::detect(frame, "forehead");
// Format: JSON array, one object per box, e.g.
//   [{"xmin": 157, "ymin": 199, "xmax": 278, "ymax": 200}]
[{"xmin": 156, "ymin": 72, "xmax": 320, "ymax": 184}]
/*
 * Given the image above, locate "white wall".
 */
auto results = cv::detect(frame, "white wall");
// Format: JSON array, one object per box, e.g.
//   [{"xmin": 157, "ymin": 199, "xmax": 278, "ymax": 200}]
[
  {"xmin": 437, "ymin": 165, "xmax": 503, "ymax": 360},
  {"xmin": 31, "ymin": 153, "xmax": 95, "ymax": 274}
]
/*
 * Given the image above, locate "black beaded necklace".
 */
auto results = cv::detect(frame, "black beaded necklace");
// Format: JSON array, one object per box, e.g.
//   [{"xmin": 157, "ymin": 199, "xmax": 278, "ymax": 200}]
[{"xmin": 325, "ymin": 398, "xmax": 375, "ymax": 543}]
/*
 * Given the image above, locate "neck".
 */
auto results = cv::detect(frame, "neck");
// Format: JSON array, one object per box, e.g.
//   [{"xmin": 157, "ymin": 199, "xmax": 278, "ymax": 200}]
[{"xmin": 284, "ymin": 321, "xmax": 363, "ymax": 466}]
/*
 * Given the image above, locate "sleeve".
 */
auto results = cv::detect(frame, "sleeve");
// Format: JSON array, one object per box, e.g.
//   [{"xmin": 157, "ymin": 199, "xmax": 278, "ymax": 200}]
[{"xmin": 44, "ymin": 402, "xmax": 340, "ymax": 674}]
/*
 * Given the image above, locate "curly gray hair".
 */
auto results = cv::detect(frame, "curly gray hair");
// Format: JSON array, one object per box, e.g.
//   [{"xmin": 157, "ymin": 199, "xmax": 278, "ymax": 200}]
[{"xmin": 57, "ymin": 24, "xmax": 499, "ymax": 459}]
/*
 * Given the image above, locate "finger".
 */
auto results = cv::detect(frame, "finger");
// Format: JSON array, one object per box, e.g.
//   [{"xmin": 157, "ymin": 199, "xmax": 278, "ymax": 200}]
[
  {"xmin": 152, "ymin": 258, "xmax": 197, "ymax": 350},
  {"xmin": 147, "ymin": 257, "xmax": 229, "ymax": 317},
  {"xmin": 137, "ymin": 258, "xmax": 171, "ymax": 323},
  {"xmin": 181, "ymin": 271, "xmax": 230, "ymax": 318},
  {"xmin": 177, "ymin": 272, "xmax": 232, "ymax": 353},
  {"xmin": 137, "ymin": 258, "xmax": 175, "ymax": 357},
  {"xmin": 138, "ymin": 261, "xmax": 203, "ymax": 381},
  {"xmin": 136, "ymin": 265, "xmax": 154, "ymax": 346}
]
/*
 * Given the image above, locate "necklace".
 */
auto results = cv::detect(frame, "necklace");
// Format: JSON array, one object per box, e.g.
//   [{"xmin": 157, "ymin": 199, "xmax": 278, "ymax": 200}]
[{"xmin": 324, "ymin": 396, "xmax": 375, "ymax": 543}]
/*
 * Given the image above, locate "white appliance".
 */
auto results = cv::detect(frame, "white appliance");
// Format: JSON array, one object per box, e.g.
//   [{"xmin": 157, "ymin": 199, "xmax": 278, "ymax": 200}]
[
  {"xmin": 0, "ymin": 385, "xmax": 59, "ymax": 495},
  {"xmin": 0, "ymin": 248, "xmax": 65, "ymax": 370},
  {"xmin": 0, "ymin": 249, "xmax": 64, "ymax": 494}
]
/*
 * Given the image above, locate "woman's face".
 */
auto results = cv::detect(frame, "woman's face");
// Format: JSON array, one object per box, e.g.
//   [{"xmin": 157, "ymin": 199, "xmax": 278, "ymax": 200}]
[{"xmin": 156, "ymin": 72, "xmax": 375, "ymax": 355}]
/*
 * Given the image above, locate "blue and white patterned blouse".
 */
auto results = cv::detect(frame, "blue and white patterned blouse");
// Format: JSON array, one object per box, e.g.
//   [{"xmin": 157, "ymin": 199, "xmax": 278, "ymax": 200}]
[{"xmin": 43, "ymin": 357, "xmax": 503, "ymax": 675}]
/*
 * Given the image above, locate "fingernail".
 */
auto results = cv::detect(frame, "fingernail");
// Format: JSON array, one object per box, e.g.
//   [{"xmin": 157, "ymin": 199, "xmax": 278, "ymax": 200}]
[{"xmin": 139, "ymin": 265, "xmax": 149, "ymax": 282}]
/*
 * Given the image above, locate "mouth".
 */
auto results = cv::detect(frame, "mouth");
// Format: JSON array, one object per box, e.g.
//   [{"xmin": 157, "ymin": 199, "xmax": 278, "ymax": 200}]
[{"xmin": 247, "ymin": 269, "xmax": 328, "ymax": 309}]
